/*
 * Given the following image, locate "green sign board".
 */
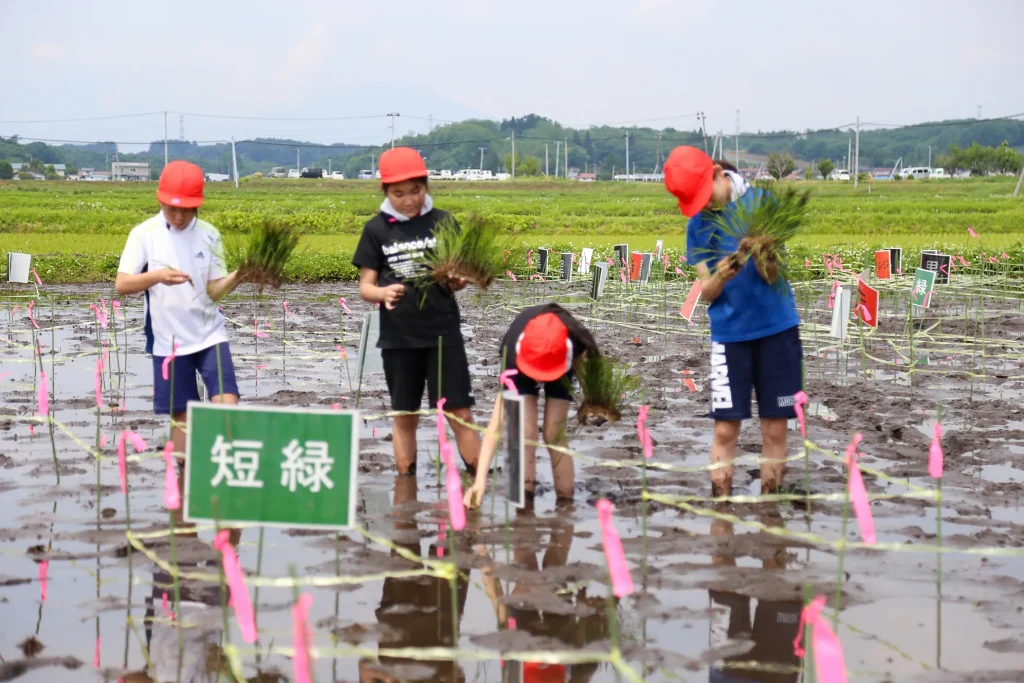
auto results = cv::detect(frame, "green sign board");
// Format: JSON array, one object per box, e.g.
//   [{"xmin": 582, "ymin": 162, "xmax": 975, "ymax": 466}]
[
  {"xmin": 184, "ymin": 404, "xmax": 359, "ymax": 529},
  {"xmin": 910, "ymin": 268, "xmax": 936, "ymax": 309}
]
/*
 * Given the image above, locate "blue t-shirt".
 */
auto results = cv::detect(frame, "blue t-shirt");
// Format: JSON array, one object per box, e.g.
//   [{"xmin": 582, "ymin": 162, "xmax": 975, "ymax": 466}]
[{"xmin": 686, "ymin": 189, "xmax": 801, "ymax": 343}]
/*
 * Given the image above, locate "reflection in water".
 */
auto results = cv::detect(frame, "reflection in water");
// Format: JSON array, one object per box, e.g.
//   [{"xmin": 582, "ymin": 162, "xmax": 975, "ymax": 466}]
[
  {"xmin": 478, "ymin": 504, "xmax": 608, "ymax": 683},
  {"xmin": 708, "ymin": 517, "xmax": 801, "ymax": 683},
  {"xmin": 359, "ymin": 475, "xmax": 469, "ymax": 683}
]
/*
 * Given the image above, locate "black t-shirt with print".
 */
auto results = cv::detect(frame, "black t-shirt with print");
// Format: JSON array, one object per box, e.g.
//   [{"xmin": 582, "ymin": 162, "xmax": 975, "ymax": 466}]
[
  {"xmin": 500, "ymin": 304, "xmax": 586, "ymax": 379},
  {"xmin": 352, "ymin": 208, "xmax": 463, "ymax": 349}
]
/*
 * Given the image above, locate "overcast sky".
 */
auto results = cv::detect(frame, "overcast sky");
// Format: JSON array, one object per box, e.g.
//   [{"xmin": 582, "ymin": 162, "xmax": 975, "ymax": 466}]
[{"xmin": 2, "ymin": 0, "xmax": 1022, "ymax": 148}]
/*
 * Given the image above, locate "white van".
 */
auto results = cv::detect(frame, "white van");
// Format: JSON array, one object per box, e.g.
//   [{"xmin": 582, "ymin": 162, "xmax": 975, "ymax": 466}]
[
  {"xmin": 286, "ymin": 169, "xmax": 300, "ymax": 179},
  {"xmin": 929, "ymin": 168, "xmax": 949, "ymax": 179},
  {"xmin": 830, "ymin": 169, "xmax": 851, "ymax": 181},
  {"xmin": 900, "ymin": 167, "xmax": 930, "ymax": 180},
  {"xmin": 358, "ymin": 170, "xmax": 374, "ymax": 180},
  {"xmin": 269, "ymin": 167, "xmax": 287, "ymax": 178}
]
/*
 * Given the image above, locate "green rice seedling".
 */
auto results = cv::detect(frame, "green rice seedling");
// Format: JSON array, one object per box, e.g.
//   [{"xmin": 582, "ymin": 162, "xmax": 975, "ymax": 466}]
[
  {"xmin": 418, "ymin": 213, "xmax": 508, "ymax": 290},
  {"xmin": 224, "ymin": 217, "xmax": 300, "ymax": 294},
  {"xmin": 575, "ymin": 354, "xmax": 640, "ymax": 425},
  {"xmin": 706, "ymin": 182, "xmax": 811, "ymax": 288}
]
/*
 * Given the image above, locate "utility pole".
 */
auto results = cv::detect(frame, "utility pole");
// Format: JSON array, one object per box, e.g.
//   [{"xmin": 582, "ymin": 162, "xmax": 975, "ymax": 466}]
[
  {"xmin": 1013, "ymin": 162, "xmax": 1024, "ymax": 197},
  {"xmin": 545, "ymin": 144, "xmax": 549, "ymax": 176},
  {"xmin": 231, "ymin": 137, "xmax": 239, "ymax": 188},
  {"xmin": 654, "ymin": 132, "xmax": 663, "ymax": 174},
  {"xmin": 478, "ymin": 146, "xmax": 486, "ymax": 170},
  {"xmin": 328, "ymin": 158, "xmax": 332, "ymax": 175},
  {"xmin": 564, "ymin": 137, "xmax": 568, "ymax": 179},
  {"xmin": 625, "ymin": 132, "xmax": 630, "ymax": 182},
  {"xmin": 163, "ymin": 111, "xmax": 168, "ymax": 166},
  {"xmin": 179, "ymin": 114, "xmax": 185, "ymax": 141},
  {"xmin": 847, "ymin": 137, "xmax": 852, "ymax": 172},
  {"xmin": 735, "ymin": 109, "xmax": 740, "ymax": 169},
  {"xmin": 928, "ymin": 145, "xmax": 932, "ymax": 169},
  {"xmin": 854, "ymin": 117, "xmax": 860, "ymax": 188},
  {"xmin": 371, "ymin": 155, "xmax": 376, "ymax": 175},
  {"xmin": 511, "ymin": 131, "xmax": 516, "ymax": 182},
  {"xmin": 296, "ymin": 148, "xmax": 300, "ymax": 173},
  {"xmin": 699, "ymin": 112, "xmax": 708, "ymax": 154},
  {"xmin": 387, "ymin": 112, "xmax": 400, "ymax": 148},
  {"xmin": 555, "ymin": 140, "xmax": 561, "ymax": 178}
]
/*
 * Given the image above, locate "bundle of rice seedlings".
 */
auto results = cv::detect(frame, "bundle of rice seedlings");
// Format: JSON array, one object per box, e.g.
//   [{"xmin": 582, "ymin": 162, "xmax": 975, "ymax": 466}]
[
  {"xmin": 224, "ymin": 217, "xmax": 300, "ymax": 293},
  {"xmin": 705, "ymin": 182, "xmax": 811, "ymax": 287},
  {"xmin": 418, "ymin": 213, "xmax": 507, "ymax": 290},
  {"xmin": 575, "ymin": 354, "xmax": 640, "ymax": 426}
]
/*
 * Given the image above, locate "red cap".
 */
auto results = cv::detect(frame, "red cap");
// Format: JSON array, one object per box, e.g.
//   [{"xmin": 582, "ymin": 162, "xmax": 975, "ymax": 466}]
[
  {"xmin": 663, "ymin": 146, "xmax": 713, "ymax": 217},
  {"xmin": 516, "ymin": 313, "xmax": 573, "ymax": 382},
  {"xmin": 379, "ymin": 147, "xmax": 428, "ymax": 185},
  {"xmin": 523, "ymin": 662, "xmax": 567, "ymax": 683},
  {"xmin": 156, "ymin": 160, "xmax": 205, "ymax": 208}
]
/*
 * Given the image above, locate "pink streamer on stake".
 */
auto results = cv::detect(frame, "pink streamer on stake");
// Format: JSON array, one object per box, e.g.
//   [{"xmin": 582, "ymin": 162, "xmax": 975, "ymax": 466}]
[
  {"xmin": 93, "ymin": 637, "xmax": 100, "ymax": 669},
  {"xmin": 940, "ymin": 264, "xmax": 949, "ymax": 275},
  {"xmin": 335, "ymin": 345, "xmax": 347, "ymax": 360},
  {"xmin": 27, "ymin": 300, "xmax": 39, "ymax": 329},
  {"xmin": 253, "ymin": 318, "xmax": 268, "ymax": 338},
  {"xmin": 793, "ymin": 391, "xmax": 809, "ymax": 438},
  {"xmin": 443, "ymin": 443, "xmax": 466, "ymax": 531},
  {"xmin": 596, "ymin": 499, "xmax": 633, "ymax": 598},
  {"xmin": 929, "ymin": 423, "xmax": 944, "ymax": 478},
  {"xmin": 32, "ymin": 269, "xmax": 42, "ymax": 286},
  {"xmin": 39, "ymin": 560, "xmax": 48, "ymax": 602},
  {"xmin": 844, "ymin": 433, "xmax": 876, "ymax": 545},
  {"xmin": 506, "ymin": 270, "xmax": 518, "ymax": 282},
  {"xmin": 793, "ymin": 596, "xmax": 848, "ymax": 683},
  {"xmin": 674, "ymin": 266, "xmax": 684, "ymax": 275},
  {"xmin": 499, "ymin": 369, "xmax": 519, "ymax": 395},
  {"xmin": 291, "ymin": 593, "xmax": 314, "ymax": 683},
  {"xmin": 162, "ymin": 442, "xmax": 180, "ymax": 510},
  {"xmin": 828, "ymin": 281, "xmax": 838, "ymax": 310},
  {"xmin": 100, "ymin": 434, "xmax": 108, "ymax": 448},
  {"xmin": 436, "ymin": 397, "xmax": 448, "ymax": 449},
  {"xmin": 636, "ymin": 405, "xmax": 653, "ymax": 459},
  {"xmin": 606, "ymin": 256, "xmax": 614, "ymax": 265},
  {"xmin": 161, "ymin": 342, "xmax": 180, "ymax": 381},
  {"xmin": 530, "ymin": 273, "xmax": 545, "ymax": 282},
  {"xmin": 855, "ymin": 304, "xmax": 872, "ymax": 323},
  {"xmin": 11, "ymin": 304, "xmax": 18, "ymax": 317},
  {"xmin": 213, "ymin": 530, "xmax": 258, "ymax": 644},
  {"xmin": 967, "ymin": 226, "xmax": 978, "ymax": 238},
  {"xmin": 94, "ymin": 356, "xmax": 104, "ymax": 410},
  {"xmin": 283, "ymin": 301, "xmax": 300, "ymax": 320},
  {"xmin": 805, "ymin": 258, "xmax": 812, "ymax": 269},
  {"xmin": 338, "ymin": 297, "xmax": 352, "ymax": 314},
  {"xmin": 162, "ymin": 591, "xmax": 169, "ymax": 615},
  {"xmin": 116, "ymin": 431, "xmax": 147, "ymax": 494},
  {"xmin": 620, "ymin": 269, "xmax": 627, "ymax": 283},
  {"xmin": 1002, "ymin": 252, "xmax": 1010, "ymax": 260},
  {"xmin": 37, "ymin": 370, "xmax": 49, "ymax": 418}
]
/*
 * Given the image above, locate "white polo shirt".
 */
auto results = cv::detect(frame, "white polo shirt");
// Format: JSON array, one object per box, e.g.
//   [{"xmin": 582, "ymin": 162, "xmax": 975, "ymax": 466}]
[{"xmin": 118, "ymin": 212, "xmax": 229, "ymax": 357}]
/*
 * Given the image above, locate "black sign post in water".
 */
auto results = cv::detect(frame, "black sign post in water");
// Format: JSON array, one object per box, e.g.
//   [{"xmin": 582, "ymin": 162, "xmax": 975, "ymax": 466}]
[
  {"xmin": 613, "ymin": 243, "xmax": 629, "ymax": 268},
  {"xmin": 560, "ymin": 252, "xmax": 572, "ymax": 283},
  {"xmin": 536, "ymin": 248, "xmax": 549, "ymax": 275},
  {"xmin": 503, "ymin": 390, "xmax": 526, "ymax": 508},
  {"xmin": 886, "ymin": 247, "xmax": 902, "ymax": 276},
  {"xmin": 590, "ymin": 262, "xmax": 609, "ymax": 300},
  {"xmin": 920, "ymin": 252, "xmax": 950, "ymax": 285},
  {"xmin": 639, "ymin": 253, "xmax": 653, "ymax": 283}
]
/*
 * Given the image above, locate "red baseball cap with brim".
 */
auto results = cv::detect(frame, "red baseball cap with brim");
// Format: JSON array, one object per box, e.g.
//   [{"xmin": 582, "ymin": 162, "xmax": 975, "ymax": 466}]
[
  {"xmin": 516, "ymin": 312, "xmax": 574, "ymax": 382},
  {"xmin": 379, "ymin": 147, "xmax": 428, "ymax": 185},
  {"xmin": 156, "ymin": 160, "xmax": 205, "ymax": 208},
  {"xmin": 663, "ymin": 146, "xmax": 713, "ymax": 217}
]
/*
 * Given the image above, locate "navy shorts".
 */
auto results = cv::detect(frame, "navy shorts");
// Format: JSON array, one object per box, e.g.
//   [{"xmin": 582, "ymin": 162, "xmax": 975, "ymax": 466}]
[
  {"xmin": 511, "ymin": 370, "xmax": 575, "ymax": 402},
  {"xmin": 152, "ymin": 342, "xmax": 239, "ymax": 415},
  {"xmin": 708, "ymin": 326, "xmax": 803, "ymax": 421},
  {"xmin": 381, "ymin": 344, "xmax": 475, "ymax": 412}
]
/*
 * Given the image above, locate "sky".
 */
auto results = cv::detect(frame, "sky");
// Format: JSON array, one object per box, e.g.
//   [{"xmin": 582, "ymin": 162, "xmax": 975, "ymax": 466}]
[{"xmin": 2, "ymin": 0, "xmax": 1023, "ymax": 149}]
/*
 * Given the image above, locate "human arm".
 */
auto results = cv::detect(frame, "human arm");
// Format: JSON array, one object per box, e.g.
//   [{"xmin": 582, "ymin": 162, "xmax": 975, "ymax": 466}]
[
  {"xmin": 357, "ymin": 267, "xmax": 405, "ymax": 310},
  {"xmin": 206, "ymin": 271, "xmax": 244, "ymax": 303},
  {"xmin": 695, "ymin": 257, "xmax": 741, "ymax": 304},
  {"xmin": 463, "ymin": 394, "xmax": 504, "ymax": 508},
  {"xmin": 114, "ymin": 269, "xmax": 191, "ymax": 296},
  {"xmin": 473, "ymin": 543, "xmax": 510, "ymax": 624}
]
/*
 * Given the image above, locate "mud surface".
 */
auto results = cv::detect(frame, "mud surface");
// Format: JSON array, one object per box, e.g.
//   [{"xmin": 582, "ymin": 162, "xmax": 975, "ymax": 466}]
[{"xmin": 1, "ymin": 279, "xmax": 1024, "ymax": 682}]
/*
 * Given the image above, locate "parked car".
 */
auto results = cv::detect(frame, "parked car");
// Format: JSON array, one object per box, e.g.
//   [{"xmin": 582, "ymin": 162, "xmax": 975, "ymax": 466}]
[
  {"xmin": 269, "ymin": 167, "xmax": 287, "ymax": 178},
  {"xmin": 300, "ymin": 168, "xmax": 326, "ymax": 179},
  {"xmin": 899, "ymin": 166, "xmax": 931, "ymax": 180},
  {"xmin": 830, "ymin": 169, "xmax": 851, "ymax": 181},
  {"xmin": 929, "ymin": 168, "xmax": 950, "ymax": 179},
  {"xmin": 329, "ymin": 171, "xmax": 345, "ymax": 180},
  {"xmin": 286, "ymin": 169, "xmax": 300, "ymax": 179},
  {"xmin": 452, "ymin": 169, "xmax": 495, "ymax": 181},
  {"xmin": 358, "ymin": 170, "xmax": 374, "ymax": 180}
]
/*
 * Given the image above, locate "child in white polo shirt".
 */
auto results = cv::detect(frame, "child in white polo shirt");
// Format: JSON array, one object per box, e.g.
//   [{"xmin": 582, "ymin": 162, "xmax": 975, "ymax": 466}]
[{"xmin": 115, "ymin": 161, "xmax": 245, "ymax": 459}]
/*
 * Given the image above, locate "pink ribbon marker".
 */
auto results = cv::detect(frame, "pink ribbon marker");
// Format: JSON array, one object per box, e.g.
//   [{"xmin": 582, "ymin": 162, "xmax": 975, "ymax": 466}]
[
  {"xmin": 929, "ymin": 423, "xmax": 944, "ymax": 478},
  {"xmin": 116, "ymin": 431, "xmax": 147, "ymax": 494},
  {"xmin": 620, "ymin": 269, "xmax": 627, "ymax": 283},
  {"xmin": 335, "ymin": 345, "xmax": 348, "ymax": 361},
  {"xmin": 828, "ymin": 281, "xmax": 838, "ymax": 310},
  {"xmin": 606, "ymin": 256, "xmax": 614, "ymax": 265},
  {"xmin": 844, "ymin": 433, "xmax": 876, "ymax": 545},
  {"xmin": 39, "ymin": 559, "xmax": 48, "ymax": 602},
  {"xmin": 528, "ymin": 250, "xmax": 534, "ymax": 268},
  {"xmin": 967, "ymin": 226, "xmax": 978, "ymax": 238},
  {"xmin": 805, "ymin": 258, "xmax": 812, "ymax": 269},
  {"xmin": 674, "ymin": 266, "xmax": 684, "ymax": 275},
  {"xmin": 506, "ymin": 270, "xmax": 518, "ymax": 282},
  {"xmin": 436, "ymin": 397, "xmax": 448, "ymax": 449},
  {"xmin": 855, "ymin": 304, "xmax": 872, "ymax": 323},
  {"xmin": 793, "ymin": 391, "xmax": 809, "ymax": 438},
  {"xmin": 94, "ymin": 356, "xmax": 104, "ymax": 410},
  {"xmin": 93, "ymin": 636, "xmax": 100, "ymax": 669},
  {"xmin": 27, "ymin": 300, "xmax": 39, "ymax": 329},
  {"xmin": 291, "ymin": 593, "xmax": 314, "ymax": 683},
  {"xmin": 793, "ymin": 595, "xmax": 848, "ymax": 683},
  {"xmin": 636, "ymin": 405, "xmax": 652, "ymax": 459},
  {"xmin": 161, "ymin": 342, "xmax": 180, "ymax": 381},
  {"xmin": 213, "ymin": 530, "xmax": 258, "ymax": 644},
  {"xmin": 499, "ymin": 369, "xmax": 519, "ymax": 395},
  {"xmin": 37, "ymin": 370, "xmax": 49, "ymax": 419},
  {"xmin": 529, "ymin": 273, "xmax": 545, "ymax": 282},
  {"xmin": 596, "ymin": 499, "xmax": 633, "ymax": 598},
  {"xmin": 32, "ymin": 269, "xmax": 42, "ymax": 286},
  {"xmin": 162, "ymin": 442, "xmax": 180, "ymax": 510},
  {"xmin": 437, "ymin": 519, "xmax": 447, "ymax": 558},
  {"xmin": 443, "ymin": 443, "xmax": 466, "ymax": 531},
  {"xmin": 338, "ymin": 297, "xmax": 352, "ymax": 315},
  {"xmin": 1002, "ymin": 252, "xmax": 1010, "ymax": 260},
  {"xmin": 283, "ymin": 301, "xmax": 300, "ymax": 320},
  {"xmin": 162, "ymin": 591, "xmax": 170, "ymax": 615},
  {"xmin": 253, "ymin": 318, "xmax": 268, "ymax": 338},
  {"xmin": 11, "ymin": 304, "xmax": 19, "ymax": 317}
]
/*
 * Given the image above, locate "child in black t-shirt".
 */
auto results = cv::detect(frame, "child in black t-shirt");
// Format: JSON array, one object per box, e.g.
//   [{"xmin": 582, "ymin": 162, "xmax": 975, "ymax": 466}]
[
  {"xmin": 351, "ymin": 147, "xmax": 480, "ymax": 476},
  {"xmin": 463, "ymin": 303, "xmax": 600, "ymax": 502}
]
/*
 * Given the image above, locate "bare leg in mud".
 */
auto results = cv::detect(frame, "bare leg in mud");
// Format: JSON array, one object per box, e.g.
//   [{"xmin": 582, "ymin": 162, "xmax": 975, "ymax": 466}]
[
  {"xmin": 711, "ymin": 419, "xmax": 741, "ymax": 497},
  {"xmin": 760, "ymin": 417, "xmax": 788, "ymax": 495}
]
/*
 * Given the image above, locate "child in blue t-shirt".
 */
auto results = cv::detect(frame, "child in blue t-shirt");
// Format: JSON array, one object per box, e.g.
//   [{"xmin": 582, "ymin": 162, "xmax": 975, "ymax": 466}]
[{"xmin": 664, "ymin": 147, "xmax": 803, "ymax": 498}]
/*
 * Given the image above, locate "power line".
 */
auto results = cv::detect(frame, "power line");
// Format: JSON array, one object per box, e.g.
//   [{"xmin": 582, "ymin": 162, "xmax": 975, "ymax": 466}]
[
  {"xmin": 173, "ymin": 111, "xmax": 388, "ymax": 122},
  {"xmin": 0, "ymin": 112, "xmax": 164, "ymax": 124}
]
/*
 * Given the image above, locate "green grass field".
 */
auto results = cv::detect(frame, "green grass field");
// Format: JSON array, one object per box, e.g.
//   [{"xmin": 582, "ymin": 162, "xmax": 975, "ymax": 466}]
[{"xmin": 1, "ymin": 177, "xmax": 1022, "ymax": 282}]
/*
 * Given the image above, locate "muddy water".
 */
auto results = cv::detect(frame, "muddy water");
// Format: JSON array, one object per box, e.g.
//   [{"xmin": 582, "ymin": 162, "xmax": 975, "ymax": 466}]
[{"xmin": 2, "ymin": 279, "xmax": 1024, "ymax": 682}]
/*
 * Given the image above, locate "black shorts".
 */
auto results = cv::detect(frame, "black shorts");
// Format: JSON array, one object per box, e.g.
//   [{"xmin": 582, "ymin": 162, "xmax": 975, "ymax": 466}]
[
  {"xmin": 708, "ymin": 325, "xmax": 803, "ymax": 421},
  {"xmin": 511, "ymin": 370, "xmax": 575, "ymax": 402},
  {"xmin": 382, "ymin": 345, "xmax": 476, "ymax": 412}
]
